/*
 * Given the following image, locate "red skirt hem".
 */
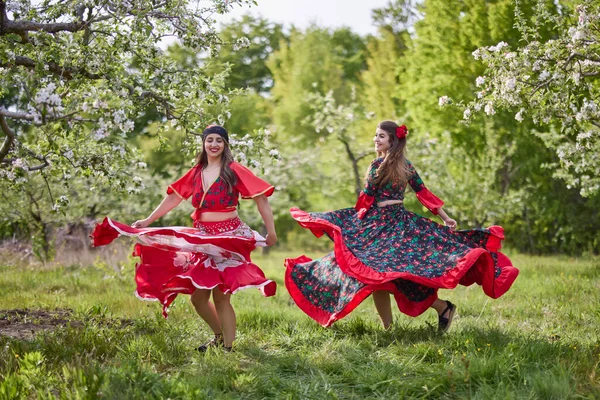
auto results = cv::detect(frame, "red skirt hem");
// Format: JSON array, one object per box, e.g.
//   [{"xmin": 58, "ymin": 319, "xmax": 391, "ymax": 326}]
[
  {"xmin": 92, "ymin": 217, "xmax": 276, "ymax": 318},
  {"xmin": 289, "ymin": 207, "xmax": 519, "ymax": 299},
  {"xmin": 285, "ymin": 256, "xmax": 437, "ymax": 327}
]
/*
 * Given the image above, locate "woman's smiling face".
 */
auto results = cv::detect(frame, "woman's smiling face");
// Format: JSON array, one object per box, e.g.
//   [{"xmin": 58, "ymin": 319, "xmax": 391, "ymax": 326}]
[
  {"xmin": 374, "ymin": 128, "xmax": 390, "ymax": 154},
  {"xmin": 204, "ymin": 134, "xmax": 225, "ymax": 158}
]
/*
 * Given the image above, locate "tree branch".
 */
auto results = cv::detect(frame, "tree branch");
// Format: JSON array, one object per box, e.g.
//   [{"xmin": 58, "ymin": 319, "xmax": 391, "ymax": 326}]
[
  {"xmin": 3, "ymin": 19, "xmax": 86, "ymax": 34},
  {"xmin": 0, "ymin": 115, "xmax": 16, "ymax": 164},
  {"xmin": 27, "ymin": 161, "xmax": 50, "ymax": 171},
  {"xmin": 340, "ymin": 138, "xmax": 362, "ymax": 197},
  {"xmin": 125, "ymin": 84, "xmax": 174, "ymax": 118},
  {"xmin": 1, "ymin": 55, "xmax": 103, "ymax": 80},
  {"xmin": 356, "ymin": 151, "xmax": 372, "ymax": 162},
  {"xmin": 590, "ymin": 120, "xmax": 600, "ymax": 128},
  {"xmin": 0, "ymin": 109, "xmax": 36, "ymax": 121}
]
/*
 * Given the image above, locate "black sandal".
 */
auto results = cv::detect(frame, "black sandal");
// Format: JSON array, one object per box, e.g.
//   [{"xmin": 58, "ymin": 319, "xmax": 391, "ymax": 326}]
[
  {"xmin": 438, "ymin": 301, "xmax": 456, "ymax": 333},
  {"xmin": 196, "ymin": 333, "xmax": 224, "ymax": 352}
]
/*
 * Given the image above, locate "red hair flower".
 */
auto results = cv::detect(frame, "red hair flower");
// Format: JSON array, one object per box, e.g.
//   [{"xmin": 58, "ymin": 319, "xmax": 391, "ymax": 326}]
[{"xmin": 396, "ymin": 125, "xmax": 408, "ymax": 139}]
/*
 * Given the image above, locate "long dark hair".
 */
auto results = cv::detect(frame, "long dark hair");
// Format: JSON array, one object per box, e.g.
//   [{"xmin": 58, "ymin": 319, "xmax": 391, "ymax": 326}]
[
  {"xmin": 372, "ymin": 120, "xmax": 410, "ymax": 187},
  {"xmin": 195, "ymin": 136, "xmax": 237, "ymax": 192}
]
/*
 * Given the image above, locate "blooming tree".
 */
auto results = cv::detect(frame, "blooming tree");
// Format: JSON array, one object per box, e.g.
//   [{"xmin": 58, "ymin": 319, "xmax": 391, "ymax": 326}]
[
  {"xmin": 305, "ymin": 88, "xmax": 375, "ymax": 197},
  {"xmin": 457, "ymin": 1, "xmax": 600, "ymax": 197},
  {"xmin": 0, "ymin": 0, "xmax": 253, "ymax": 208}
]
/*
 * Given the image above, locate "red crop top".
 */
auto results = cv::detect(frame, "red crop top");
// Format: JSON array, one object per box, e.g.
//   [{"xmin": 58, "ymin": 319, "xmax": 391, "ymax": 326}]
[
  {"xmin": 354, "ymin": 158, "xmax": 444, "ymax": 219},
  {"xmin": 167, "ymin": 162, "xmax": 275, "ymax": 219}
]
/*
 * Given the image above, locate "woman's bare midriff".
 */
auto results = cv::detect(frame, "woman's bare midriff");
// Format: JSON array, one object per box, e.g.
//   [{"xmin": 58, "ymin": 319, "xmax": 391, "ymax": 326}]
[
  {"xmin": 377, "ymin": 200, "xmax": 403, "ymax": 208},
  {"xmin": 197, "ymin": 210, "xmax": 239, "ymax": 222}
]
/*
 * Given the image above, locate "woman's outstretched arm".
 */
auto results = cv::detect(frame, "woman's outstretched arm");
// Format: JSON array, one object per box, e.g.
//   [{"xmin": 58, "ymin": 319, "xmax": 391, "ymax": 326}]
[
  {"xmin": 437, "ymin": 208, "xmax": 457, "ymax": 230},
  {"xmin": 254, "ymin": 194, "xmax": 277, "ymax": 246}
]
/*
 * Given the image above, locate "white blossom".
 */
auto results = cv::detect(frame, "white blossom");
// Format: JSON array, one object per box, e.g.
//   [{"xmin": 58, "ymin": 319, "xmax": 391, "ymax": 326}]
[
  {"xmin": 515, "ymin": 109, "xmax": 524, "ymax": 122},
  {"xmin": 232, "ymin": 37, "xmax": 251, "ymax": 51},
  {"xmin": 249, "ymin": 159, "xmax": 260, "ymax": 169},
  {"xmin": 475, "ymin": 76, "xmax": 485, "ymax": 87},
  {"xmin": 505, "ymin": 78, "xmax": 516, "ymax": 91},
  {"xmin": 438, "ymin": 96, "xmax": 450, "ymax": 107},
  {"xmin": 463, "ymin": 108, "xmax": 472, "ymax": 120},
  {"xmin": 122, "ymin": 120, "xmax": 135, "ymax": 132},
  {"xmin": 269, "ymin": 149, "xmax": 280, "ymax": 157},
  {"xmin": 489, "ymin": 41, "xmax": 508, "ymax": 52},
  {"xmin": 12, "ymin": 158, "xmax": 25, "ymax": 168},
  {"xmin": 539, "ymin": 70, "xmax": 551, "ymax": 81},
  {"xmin": 484, "ymin": 102, "xmax": 495, "ymax": 116}
]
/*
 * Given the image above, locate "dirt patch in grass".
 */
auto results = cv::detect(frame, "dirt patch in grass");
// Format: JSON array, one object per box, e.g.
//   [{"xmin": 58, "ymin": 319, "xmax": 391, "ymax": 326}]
[{"xmin": 0, "ymin": 308, "xmax": 83, "ymax": 340}]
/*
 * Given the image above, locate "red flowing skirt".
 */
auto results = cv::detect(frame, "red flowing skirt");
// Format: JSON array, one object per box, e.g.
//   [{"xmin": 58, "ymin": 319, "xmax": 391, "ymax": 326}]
[
  {"xmin": 92, "ymin": 217, "xmax": 276, "ymax": 317},
  {"xmin": 285, "ymin": 205, "xmax": 518, "ymax": 327}
]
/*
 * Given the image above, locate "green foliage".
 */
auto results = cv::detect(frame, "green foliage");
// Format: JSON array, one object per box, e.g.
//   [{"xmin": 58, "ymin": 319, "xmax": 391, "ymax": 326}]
[
  {"xmin": 361, "ymin": 28, "xmax": 403, "ymax": 121},
  {"xmin": 0, "ymin": 252, "xmax": 599, "ymax": 397},
  {"xmin": 0, "ymin": 1, "xmax": 248, "ymax": 200},
  {"xmin": 267, "ymin": 26, "xmax": 366, "ymax": 143},
  {"xmin": 462, "ymin": 0, "xmax": 600, "ymax": 197},
  {"xmin": 211, "ymin": 14, "xmax": 287, "ymax": 93},
  {"xmin": 3, "ymin": 1, "xmax": 599, "ymax": 256},
  {"xmin": 398, "ymin": 0, "xmax": 599, "ymax": 254}
]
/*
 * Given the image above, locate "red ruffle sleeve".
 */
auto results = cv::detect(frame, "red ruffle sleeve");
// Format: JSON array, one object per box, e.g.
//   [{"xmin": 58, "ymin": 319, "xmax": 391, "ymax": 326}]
[
  {"xmin": 230, "ymin": 162, "xmax": 275, "ymax": 199},
  {"xmin": 354, "ymin": 192, "xmax": 375, "ymax": 219},
  {"xmin": 407, "ymin": 161, "xmax": 444, "ymax": 215},
  {"xmin": 166, "ymin": 166, "xmax": 199, "ymax": 200},
  {"xmin": 415, "ymin": 189, "xmax": 444, "ymax": 215}
]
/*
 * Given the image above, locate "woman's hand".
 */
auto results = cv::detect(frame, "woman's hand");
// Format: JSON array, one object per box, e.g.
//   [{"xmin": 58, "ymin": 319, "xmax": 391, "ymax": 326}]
[
  {"xmin": 131, "ymin": 218, "xmax": 151, "ymax": 229},
  {"xmin": 444, "ymin": 218, "xmax": 457, "ymax": 230},
  {"xmin": 266, "ymin": 233, "xmax": 278, "ymax": 246}
]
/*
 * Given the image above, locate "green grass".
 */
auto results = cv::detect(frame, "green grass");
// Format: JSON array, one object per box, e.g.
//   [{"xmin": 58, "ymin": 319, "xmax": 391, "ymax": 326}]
[{"xmin": 0, "ymin": 250, "xmax": 599, "ymax": 399}]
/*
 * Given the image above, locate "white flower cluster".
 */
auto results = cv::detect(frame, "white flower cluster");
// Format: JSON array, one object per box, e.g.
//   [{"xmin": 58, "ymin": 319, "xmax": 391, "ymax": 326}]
[
  {"xmin": 488, "ymin": 41, "xmax": 508, "ymax": 53},
  {"xmin": 575, "ymin": 98, "xmax": 598, "ymax": 122},
  {"xmin": 92, "ymin": 118, "xmax": 110, "ymax": 141},
  {"xmin": 127, "ymin": 176, "xmax": 145, "ymax": 194},
  {"xmin": 34, "ymin": 83, "xmax": 63, "ymax": 112},
  {"xmin": 232, "ymin": 37, "xmax": 251, "ymax": 51},
  {"xmin": 438, "ymin": 96, "xmax": 450, "ymax": 107},
  {"xmin": 12, "ymin": 158, "xmax": 25, "ymax": 169},
  {"xmin": 52, "ymin": 195, "xmax": 70, "ymax": 212}
]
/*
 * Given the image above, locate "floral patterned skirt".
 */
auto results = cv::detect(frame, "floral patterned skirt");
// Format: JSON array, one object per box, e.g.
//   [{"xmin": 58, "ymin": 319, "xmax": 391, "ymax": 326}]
[
  {"xmin": 92, "ymin": 217, "xmax": 276, "ymax": 317},
  {"xmin": 285, "ymin": 205, "xmax": 518, "ymax": 327}
]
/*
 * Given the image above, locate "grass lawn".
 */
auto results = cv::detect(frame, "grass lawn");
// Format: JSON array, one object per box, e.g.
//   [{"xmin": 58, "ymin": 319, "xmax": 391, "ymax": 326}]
[{"xmin": 0, "ymin": 248, "xmax": 598, "ymax": 399}]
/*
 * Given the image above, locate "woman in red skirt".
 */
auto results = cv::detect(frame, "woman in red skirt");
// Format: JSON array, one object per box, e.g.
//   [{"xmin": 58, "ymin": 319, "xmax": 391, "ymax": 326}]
[
  {"xmin": 285, "ymin": 121, "xmax": 518, "ymax": 331},
  {"xmin": 92, "ymin": 125, "xmax": 277, "ymax": 351}
]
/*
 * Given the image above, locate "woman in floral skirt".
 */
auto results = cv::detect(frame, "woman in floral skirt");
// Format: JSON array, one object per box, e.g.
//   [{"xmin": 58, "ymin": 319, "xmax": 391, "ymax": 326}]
[
  {"xmin": 285, "ymin": 121, "xmax": 518, "ymax": 331},
  {"xmin": 92, "ymin": 125, "xmax": 277, "ymax": 351}
]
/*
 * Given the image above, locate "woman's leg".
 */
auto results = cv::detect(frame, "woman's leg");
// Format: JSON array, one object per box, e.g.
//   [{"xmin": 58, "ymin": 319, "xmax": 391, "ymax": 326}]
[
  {"xmin": 430, "ymin": 298, "xmax": 456, "ymax": 332},
  {"xmin": 190, "ymin": 289, "xmax": 222, "ymax": 334},
  {"xmin": 373, "ymin": 290, "xmax": 393, "ymax": 329},
  {"xmin": 431, "ymin": 298, "xmax": 451, "ymax": 315},
  {"xmin": 212, "ymin": 288, "xmax": 236, "ymax": 347}
]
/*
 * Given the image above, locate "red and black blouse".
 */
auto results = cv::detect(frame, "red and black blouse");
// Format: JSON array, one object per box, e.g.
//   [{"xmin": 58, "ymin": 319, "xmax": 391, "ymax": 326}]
[
  {"xmin": 167, "ymin": 162, "xmax": 274, "ymax": 218},
  {"xmin": 355, "ymin": 158, "xmax": 444, "ymax": 218}
]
